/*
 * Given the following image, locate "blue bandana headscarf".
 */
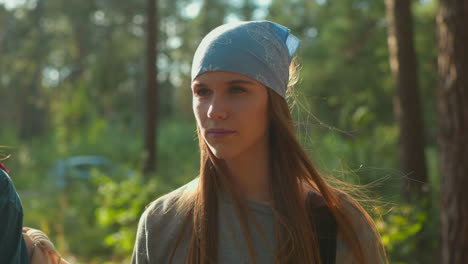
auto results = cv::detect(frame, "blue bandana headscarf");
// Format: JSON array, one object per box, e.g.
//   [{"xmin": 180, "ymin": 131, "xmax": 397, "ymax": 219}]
[{"xmin": 191, "ymin": 20, "xmax": 301, "ymax": 98}]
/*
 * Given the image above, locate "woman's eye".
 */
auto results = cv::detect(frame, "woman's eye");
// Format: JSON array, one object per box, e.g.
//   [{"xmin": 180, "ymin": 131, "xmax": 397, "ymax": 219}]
[
  {"xmin": 230, "ymin": 86, "xmax": 246, "ymax": 94},
  {"xmin": 195, "ymin": 88, "xmax": 210, "ymax": 96}
]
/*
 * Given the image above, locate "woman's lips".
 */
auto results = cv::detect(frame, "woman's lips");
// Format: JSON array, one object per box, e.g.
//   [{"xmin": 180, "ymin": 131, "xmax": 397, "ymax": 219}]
[{"xmin": 206, "ymin": 129, "xmax": 236, "ymax": 139}]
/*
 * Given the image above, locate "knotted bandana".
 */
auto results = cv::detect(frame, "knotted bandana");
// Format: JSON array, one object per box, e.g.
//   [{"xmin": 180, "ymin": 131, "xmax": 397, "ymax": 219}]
[{"xmin": 191, "ymin": 20, "xmax": 301, "ymax": 98}]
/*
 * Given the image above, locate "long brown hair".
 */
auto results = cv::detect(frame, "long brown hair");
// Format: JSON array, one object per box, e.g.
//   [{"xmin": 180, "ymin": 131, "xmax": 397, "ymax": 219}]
[{"xmin": 171, "ymin": 60, "xmax": 388, "ymax": 264}]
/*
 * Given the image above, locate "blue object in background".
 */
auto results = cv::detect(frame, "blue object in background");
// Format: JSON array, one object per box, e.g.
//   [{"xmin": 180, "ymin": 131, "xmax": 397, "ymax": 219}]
[{"xmin": 47, "ymin": 156, "xmax": 133, "ymax": 189}]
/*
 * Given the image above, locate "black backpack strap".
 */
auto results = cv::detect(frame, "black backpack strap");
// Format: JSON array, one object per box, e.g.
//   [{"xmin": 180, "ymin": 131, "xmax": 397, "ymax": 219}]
[{"xmin": 306, "ymin": 191, "xmax": 338, "ymax": 264}]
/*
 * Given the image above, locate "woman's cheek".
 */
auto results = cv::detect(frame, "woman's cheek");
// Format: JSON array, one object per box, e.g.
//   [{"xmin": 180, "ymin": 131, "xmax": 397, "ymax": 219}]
[{"xmin": 193, "ymin": 102, "xmax": 205, "ymax": 124}]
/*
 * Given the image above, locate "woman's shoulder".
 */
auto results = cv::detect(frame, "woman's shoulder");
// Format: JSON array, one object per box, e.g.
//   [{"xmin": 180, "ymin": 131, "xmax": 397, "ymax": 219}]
[
  {"xmin": 143, "ymin": 177, "xmax": 199, "ymax": 224},
  {"xmin": 132, "ymin": 179, "xmax": 199, "ymax": 262},
  {"xmin": 335, "ymin": 193, "xmax": 387, "ymax": 263},
  {"xmin": 337, "ymin": 193, "xmax": 377, "ymax": 241}
]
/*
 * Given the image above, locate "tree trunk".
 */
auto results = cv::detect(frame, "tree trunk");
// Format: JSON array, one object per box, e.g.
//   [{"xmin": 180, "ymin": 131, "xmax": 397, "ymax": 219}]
[
  {"xmin": 437, "ymin": 0, "xmax": 468, "ymax": 263},
  {"xmin": 143, "ymin": 0, "xmax": 158, "ymax": 175},
  {"xmin": 385, "ymin": 1, "xmax": 430, "ymax": 262},
  {"xmin": 385, "ymin": 0, "xmax": 428, "ymax": 202},
  {"xmin": 0, "ymin": 7, "xmax": 7, "ymax": 58},
  {"xmin": 19, "ymin": 0, "xmax": 47, "ymax": 140},
  {"xmin": 68, "ymin": 2, "xmax": 93, "ymax": 82}
]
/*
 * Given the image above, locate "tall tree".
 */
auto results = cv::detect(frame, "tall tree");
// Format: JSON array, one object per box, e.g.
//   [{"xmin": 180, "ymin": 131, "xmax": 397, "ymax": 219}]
[
  {"xmin": 19, "ymin": 0, "xmax": 48, "ymax": 139},
  {"xmin": 437, "ymin": 0, "xmax": 468, "ymax": 263},
  {"xmin": 385, "ymin": 1, "xmax": 430, "ymax": 262},
  {"xmin": 384, "ymin": 0, "xmax": 428, "ymax": 202},
  {"xmin": 0, "ymin": 6, "xmax": 6, "ymax": 58},
  {"xmin": 143, "ymin": 0, "xmax": 158, "ymax": 174}
]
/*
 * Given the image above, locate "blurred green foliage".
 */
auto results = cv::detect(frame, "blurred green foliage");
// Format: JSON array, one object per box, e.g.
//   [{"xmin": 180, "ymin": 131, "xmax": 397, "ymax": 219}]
[{"xmin": 1, "ymin": 0, "xmax": 440, "ymax": 263}]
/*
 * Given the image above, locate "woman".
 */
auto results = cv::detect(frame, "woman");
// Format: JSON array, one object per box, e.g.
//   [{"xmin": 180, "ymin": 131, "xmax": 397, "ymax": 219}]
[{"xmin": 132, "ymin": 20, "xmax": 388, "ymax": 264}]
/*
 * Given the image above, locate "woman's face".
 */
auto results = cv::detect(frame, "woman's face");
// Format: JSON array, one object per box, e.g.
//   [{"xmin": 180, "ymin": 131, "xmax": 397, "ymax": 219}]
[{"xmin": 192, "ymin": 71, "xmax": 269, "ymax": 160}]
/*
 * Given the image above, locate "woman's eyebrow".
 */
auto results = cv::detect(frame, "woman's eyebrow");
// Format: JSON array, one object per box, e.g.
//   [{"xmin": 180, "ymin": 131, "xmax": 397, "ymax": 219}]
[
  {"xmin": 227, "ymin": 79, "xmax": 255, "ymax": 85},
  {"xmin": 192, "ymin": 82, "xmax": 206, "ymax": 88}
]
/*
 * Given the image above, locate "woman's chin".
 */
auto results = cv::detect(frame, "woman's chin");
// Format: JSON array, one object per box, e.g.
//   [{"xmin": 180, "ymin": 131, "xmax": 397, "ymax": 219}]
[{"xmin": 209, "ymin": 146, "xmax": 238, "ymax": 160}]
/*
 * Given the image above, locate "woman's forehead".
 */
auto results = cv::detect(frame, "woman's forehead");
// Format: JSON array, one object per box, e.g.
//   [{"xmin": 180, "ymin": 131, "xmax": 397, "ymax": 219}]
[{"xmin": 192, "ymin": 71, "xmax": 262, "ymax": 86}]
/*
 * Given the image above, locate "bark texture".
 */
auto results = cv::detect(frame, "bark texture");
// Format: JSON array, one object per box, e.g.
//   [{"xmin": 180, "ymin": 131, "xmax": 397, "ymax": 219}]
[
  {"xmin": 143, "ymin": 0, "xmax": 158, "ymax": 174},
  {"xmin": 385, "ymin": 0, "xmax": 428, "ymax": 202},
  {"xmin": 437, "ymin": 0, "xmax": 468, "ymax": 263}
]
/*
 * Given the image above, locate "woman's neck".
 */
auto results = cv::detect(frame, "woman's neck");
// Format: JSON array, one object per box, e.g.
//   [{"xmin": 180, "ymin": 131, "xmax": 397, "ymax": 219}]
[{"xmin": 223, "ymin": 139, "xmax": 272, "ymax": 205}]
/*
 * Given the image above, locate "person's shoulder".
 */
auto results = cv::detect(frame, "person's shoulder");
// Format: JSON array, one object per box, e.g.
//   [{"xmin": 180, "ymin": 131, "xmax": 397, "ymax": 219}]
[
  {"xmin": 335, "ymin": 192, "xmax": 387, "ymax": 263},
  {"xmin": 136, "ymin": 178, "xmax": 199, "ymax": 243},
  {"xmin": 133, "ymin": 178, "xmax": 199, "ymax": 262},
  {"xmin": 339, "ymin": 193, "xmax": 367, "ymax": 219},
  {"xmin": 0, "ymin": 164, "xmax": 17, "ymax": 198},
  {"xmin": 0, "ymin": 163, "xmax": 11, "ymax": 185},
  {"xmin": 337, "ymin": 193, "xmax": 376, "ymax": 239},
  {"xmin": 0, "ymin": 163, "xmax": 24, "ymax": 214},
  {"xmin": 143, "ymin": 178, "xmax": 199, "ymax": 222},
  {"xmin": 306, "ymin": 188, "xmax": 369, "ymax": 227}
]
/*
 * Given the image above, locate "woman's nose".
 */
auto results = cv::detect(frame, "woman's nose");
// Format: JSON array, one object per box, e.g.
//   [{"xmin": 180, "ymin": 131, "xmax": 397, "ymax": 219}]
[{"xmin": 207, "ymin": 96, "xmax": 228, "ymax": 120}]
